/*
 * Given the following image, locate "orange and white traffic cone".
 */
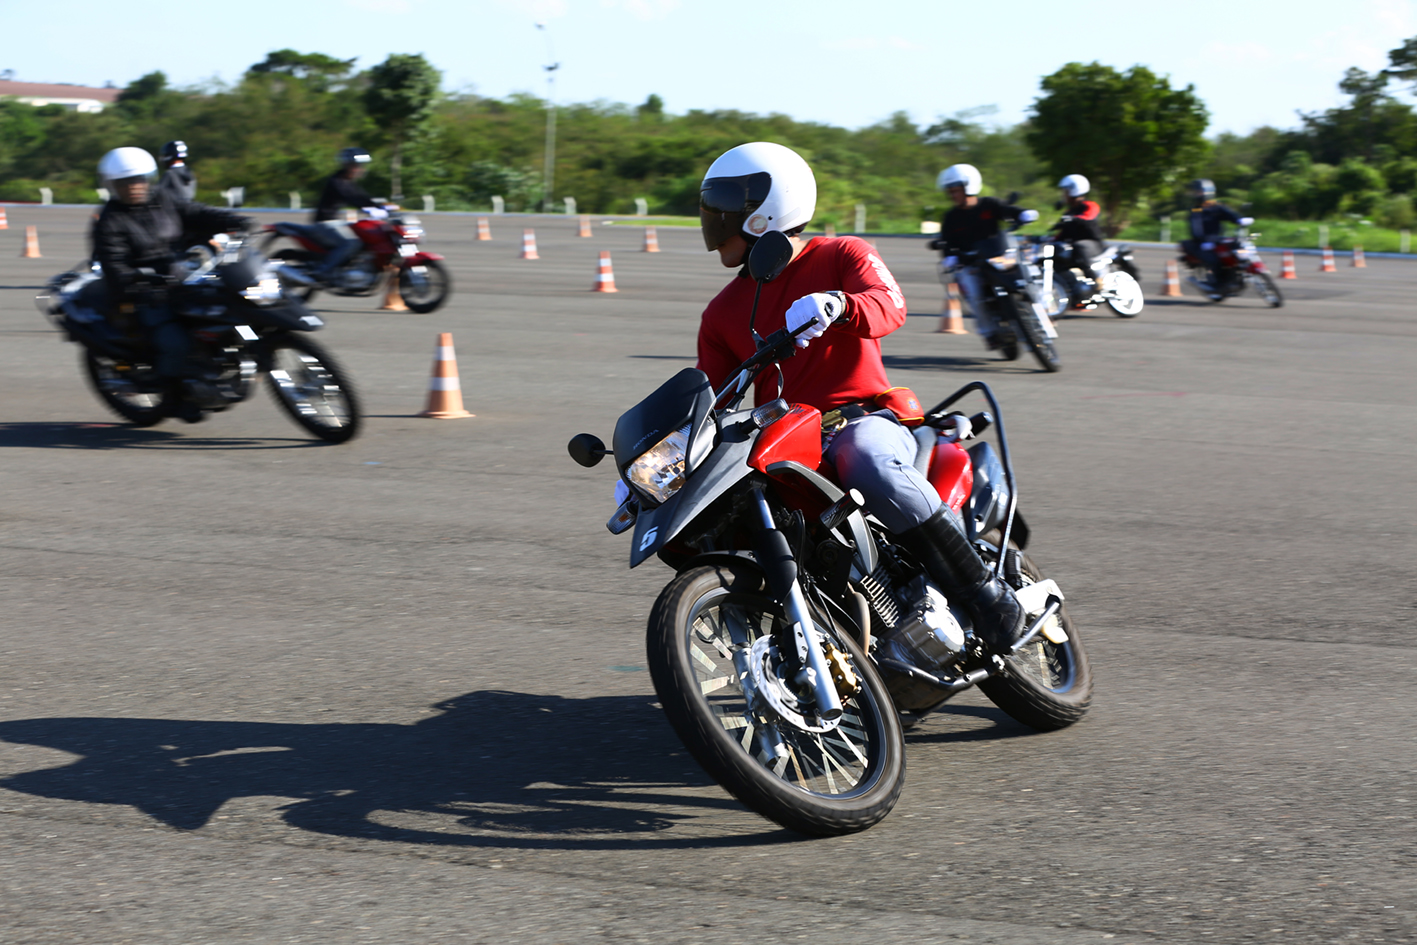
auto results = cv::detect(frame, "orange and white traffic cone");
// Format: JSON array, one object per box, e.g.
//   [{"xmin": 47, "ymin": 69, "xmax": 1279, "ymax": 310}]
[
  {"xmin": 418, "ymin": 333, "xmax": 474, "ymax": 419},
  {"xmin": 936, "ymin": 284, "xmax": 967, "ymax": 335},
  {"xmin": 476, "ymin": 216, "xmax": 492, "ymax": 241},
  {"xmin": 592, "ymin": 250, "xmax": 618, "ymax": 293},
  {"xmin": 21, "ymin": 225, "xmax": 41, "ymax": 259},
  {"xmin": 824, "ymin": 223, "xmax": 836, "ymax": 239},
  {"xmin": 1163, "ymin": 259, "xmax": 1182, "ymax": 297},
  {"xmin": 380, "ymin": 268, "xmax": 408, "ymax": 311},
  {"xmin": 578, "ymin": 215, "xmax": 592, "ymax": 238},
  {"xmin": 520, "ymin": 229, "xmax": 540, "ymax": 260},
  {"xmin": 1280, "ymin": 250, "xmax": 1297, "ymax": 279},
  {"xmin": 643, "ymin": 226, "xmax": 660, "ymax": 253},
  {"xmin": 0, "ymin": 207, "xmax": 8, "ymax": 230},
  {"xmin": 1319, "ymin": 246, "xmax": 1336, "ymax": 272},
  {"xmin": 1352, "ymin": 245, "xmax": 1366, "ymax": 268}
]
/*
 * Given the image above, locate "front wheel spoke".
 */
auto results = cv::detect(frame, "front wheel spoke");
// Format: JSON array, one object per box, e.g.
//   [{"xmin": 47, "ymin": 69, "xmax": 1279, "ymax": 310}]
[
  {"xmin": 820, "ymin": 732, "xmax": 868, "ymax": 768},
  {"xmin": 689, "ymin": 641, "xmax": 720, "ymax": 677}
]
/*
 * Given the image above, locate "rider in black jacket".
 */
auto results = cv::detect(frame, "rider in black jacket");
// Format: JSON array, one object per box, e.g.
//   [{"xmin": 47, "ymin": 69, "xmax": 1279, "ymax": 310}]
[
  {"xmin": 92, "ymin": 147, "xmax": 250, "ymax": 417},
  {"xmin": 1180, "ymin": 179, "xmax": 1250, "ymax": 298},
  {"xmin": 1052, "ymin": 173, "xmax": 1105, "ymax": 269},
  {"xmin": 301, "ymin": 147, "xmax": 388, "ymax": 284},
  {"xmin": 156, "ymin": 140, "xmax": 196, "ymax": 205},
  {"xmin": 931, "ymin": 164, "xmax": 1038, "ymax": 349}
]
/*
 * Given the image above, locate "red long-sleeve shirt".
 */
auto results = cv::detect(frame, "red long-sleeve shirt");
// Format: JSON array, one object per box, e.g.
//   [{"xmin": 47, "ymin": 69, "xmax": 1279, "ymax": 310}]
[{"xmin": 696, "ymin": 236, "xmax": 908, "ymax": 411}]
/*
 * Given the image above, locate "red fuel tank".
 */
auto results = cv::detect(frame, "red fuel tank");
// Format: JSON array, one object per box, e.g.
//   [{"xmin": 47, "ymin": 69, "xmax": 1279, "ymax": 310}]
[
  {"xmin": 928, "ymin": 440, "xmax": 972, "ymax": 514},
  {"xmin": 748, "ymin": 404, "xmax": 823, "ymax": 473}
]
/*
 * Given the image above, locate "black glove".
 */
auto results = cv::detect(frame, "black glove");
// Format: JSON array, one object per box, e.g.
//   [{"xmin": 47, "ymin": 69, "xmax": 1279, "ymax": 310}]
[
  {"xmin": 927, "ymin": 239, "xmax": 944, "ymax": 251},
  {"xmin": 134, "ymin": 267, "xmax": 170, "ymax": 286}
]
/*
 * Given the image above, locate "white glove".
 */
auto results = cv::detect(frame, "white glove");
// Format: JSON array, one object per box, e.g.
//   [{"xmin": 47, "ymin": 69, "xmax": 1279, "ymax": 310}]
[
  {"xmin": 785, "ymin": 292, "xmax": 844, "ymax": 348},
  {"xmin": 364, "ymin": 206, "xmax": 389, "ymax": 221},
  {"xmin": 1201, "ymin": 241, "xmax": 1215, "ymax": 251},
  {"xmin": 613, "ymin": 479, "xmax": 630, "ymax": 507},
  {"xmin": 1238, "ymin": 216, "xmax": 1254, "ymax": 227},
  {"xmin": 1018, "ymin": 210, "xmax": 1039, "ymax": 223}
]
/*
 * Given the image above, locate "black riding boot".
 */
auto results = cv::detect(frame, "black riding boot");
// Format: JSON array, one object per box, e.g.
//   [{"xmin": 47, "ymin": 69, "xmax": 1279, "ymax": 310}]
[{"xmin": 895, "ymin": 505, "xmax": 1026, "ymax": 653}]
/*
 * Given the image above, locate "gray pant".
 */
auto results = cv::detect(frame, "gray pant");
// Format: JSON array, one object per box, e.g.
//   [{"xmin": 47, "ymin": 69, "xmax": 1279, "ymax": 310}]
[{"xmin": 826, "ymin": 413, "xmax": 941, "ymax": 534}]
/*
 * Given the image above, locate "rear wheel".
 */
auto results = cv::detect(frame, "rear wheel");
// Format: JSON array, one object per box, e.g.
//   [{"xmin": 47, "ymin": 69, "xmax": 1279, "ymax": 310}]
[
  {"xmin": 265, "ymin": 335, "xmax": 361, "ymax": 443},
  {"xmin": 1248, "ymin": 271, "xmax": 1283, "ymax": 308},
  {"xmin": 1104, "ymin": 271, "xmax": 1145, "ymax": 317},
  {"xmin": 647, "ymin": 563, "xmax": 905, "ymax": 836},
  {"xmin": 1011, "ymin": 294, "xmax": 1061, "ymax": 372},
  {"xmin": 397, "ymin": 259, "xmax": 451, "ymax": 314},
  {"xmin": 83, "ymin": 350, "xmax": 168, "ymax": 426},
  {"xmin": 977, "ymin": 547, "xmax": 1092, "ymax": 731}
]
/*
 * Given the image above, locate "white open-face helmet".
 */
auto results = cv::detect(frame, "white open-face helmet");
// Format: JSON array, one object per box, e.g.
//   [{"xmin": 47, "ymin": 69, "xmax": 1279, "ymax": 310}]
[
  {"xmin": 98, "ymin": 147, "xmax": 158, "ymax": 187},
  {"xmin": 699, "ymin": 142, "xmax": 816, "ymax": 251},
  {"xmin": 937, "ymin": 164, "xmax": 982, "ymax": 196},
  {"xmin": 1058, "ymin": 173, "xmax": 1090, "ymax": 198}
]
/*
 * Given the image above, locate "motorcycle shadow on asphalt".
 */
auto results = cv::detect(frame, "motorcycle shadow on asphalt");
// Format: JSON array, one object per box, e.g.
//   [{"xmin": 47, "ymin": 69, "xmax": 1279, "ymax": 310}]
[
  {"xmin": 0, "ymin": 690, "xmax": 800, "ymax": 850},
  {"xmin": 0, "ymin": 422, "xmax": 319, "ymax": 451}
]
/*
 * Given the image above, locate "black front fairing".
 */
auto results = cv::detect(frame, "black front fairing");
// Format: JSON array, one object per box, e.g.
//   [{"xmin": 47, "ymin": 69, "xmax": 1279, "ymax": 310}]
[
  {"xmin": 613, "ymin": 368, "xmax": 715, "ymax": 487},
  {"xmin": 628, "ymin": 408, "xmax": 756, "ymax": 568}
]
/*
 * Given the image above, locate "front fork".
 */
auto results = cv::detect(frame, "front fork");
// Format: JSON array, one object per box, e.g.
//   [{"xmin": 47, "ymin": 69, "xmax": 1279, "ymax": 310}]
[{"xmin": 749, "ymin": 487, "xmax": 844, "ymax": 722}]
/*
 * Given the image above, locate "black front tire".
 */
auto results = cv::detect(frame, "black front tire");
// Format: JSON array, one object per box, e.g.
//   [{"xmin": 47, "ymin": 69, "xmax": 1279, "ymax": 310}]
[
  {"xmin": 647, "ymin": 563, "xmax": 906, "ymax": 836},
  {"xmin": 1011, "ymin": 294, "xmax": 1061, "ymax": 372},
  {"xmin": 397, "ymin": 259, "xmax": 451, "ymax": 314},
  {"xmin": 1249, "ymin": 271, "xmax": 1283, "ymax": 308},
  {"xmin": 83, "ymin": 350, "xmax": 169, "ymax": 427},
  {"xmin": 265, "ymin": 334, "xmax": 361, "ymax": 443},
  {"xmin": 977, "ymin": 548, "xmax": 1093, "ymax": 731}
]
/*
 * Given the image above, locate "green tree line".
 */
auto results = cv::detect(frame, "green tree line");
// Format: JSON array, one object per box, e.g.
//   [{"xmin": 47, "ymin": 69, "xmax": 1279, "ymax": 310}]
[{"xmin": 1, "ymin": 42, "xmax": 1414, "ymax": 234}]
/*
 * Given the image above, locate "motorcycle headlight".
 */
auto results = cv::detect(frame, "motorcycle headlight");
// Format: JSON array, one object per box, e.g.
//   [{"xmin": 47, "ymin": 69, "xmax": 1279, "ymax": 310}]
[
  {"xmin": 626, "ymin": 423, "xmax": 690, "ymax": 505},
  {"xmin": 401, "ymin": 225, "xmax": 424, "ymax": 240},
  {"xmin": 241, "ymin": 276, "xmax": 283, "ymax": 305},
  {"xmin": 987, "ymin": 249, "xmax": 1018, "ymax": 270}
]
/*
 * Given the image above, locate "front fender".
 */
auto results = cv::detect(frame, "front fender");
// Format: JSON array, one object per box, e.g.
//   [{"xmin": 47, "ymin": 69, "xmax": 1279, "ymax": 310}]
[{"xmin": 405, "ymin": 251, "xmax": 444, "ymax": 265}]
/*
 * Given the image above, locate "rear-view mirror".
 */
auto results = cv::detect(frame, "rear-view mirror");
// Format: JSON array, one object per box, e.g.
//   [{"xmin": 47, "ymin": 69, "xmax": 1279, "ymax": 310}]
[
  {"xmin": 748, "ymin": 230, "xmax": 793, "ymax": 284},
  {"xmin": 567, "ymin": 432, "xmax": 608, "ymax": 467}
]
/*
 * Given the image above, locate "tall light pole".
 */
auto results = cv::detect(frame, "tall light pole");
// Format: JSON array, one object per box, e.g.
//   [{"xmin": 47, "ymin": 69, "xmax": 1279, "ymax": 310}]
[{"xmin": 536, "ymin": 22, "xmax": 559, "ymax": 214}]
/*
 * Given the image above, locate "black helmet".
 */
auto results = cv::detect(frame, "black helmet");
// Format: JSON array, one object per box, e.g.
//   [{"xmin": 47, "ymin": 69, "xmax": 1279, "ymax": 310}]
[
  {"xmin": 159, "ymin": 140, "xmax": 188, "ymax": 166},
  {"xmin": 337, "ymin": 147, "xmax": 372, "ymax": 168},
  {"xmin": 1187, "ymin": 178, "xmax": 1216, "ymax": 203}
]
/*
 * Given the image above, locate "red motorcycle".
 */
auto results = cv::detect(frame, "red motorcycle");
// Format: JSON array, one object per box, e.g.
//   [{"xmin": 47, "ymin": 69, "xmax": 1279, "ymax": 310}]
[
  {"xmin": 262, "ymin": 211, "xmax": 451, "ymax": 314},
  {"xmin": 567, "ymin": 231, "xmax": 1092, "ymax": 835},
  {"xmin": 1179, "ymin": 231, "xmax": 1282, "ymax": 307}
]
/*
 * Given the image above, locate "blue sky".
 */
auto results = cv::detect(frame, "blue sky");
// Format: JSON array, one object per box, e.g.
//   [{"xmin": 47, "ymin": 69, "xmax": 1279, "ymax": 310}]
[{"xmin": 3, "ymin": 0, "xmax": 1415, "ymax": 135}]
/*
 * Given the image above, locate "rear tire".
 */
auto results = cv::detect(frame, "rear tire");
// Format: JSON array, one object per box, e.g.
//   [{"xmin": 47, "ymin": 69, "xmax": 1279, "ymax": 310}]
[
  {"xmin": 1249, "ymin": 271, "xmax": 1283, "ymax": 308},
  {"xmin": 977, "ymin": 548, "xmax": 1093, "ymax": 731},
  {"xmin": 1011, "ymin": 295, "xmax": 1061, "ymax": 372},
  {"xmin": 83, "ymin": 350, "xmax": 168, "ymax": 427},
  {"xmin": 265, "ymin": 335, "xmax": 361, "ymax": 443},
  {"xmin": 647, "ymin": 563, "xmax": 906, "ymax": 836},
  {"xmin": 397, "ymin": 260, "xmax": 451, "ymax": 314}
]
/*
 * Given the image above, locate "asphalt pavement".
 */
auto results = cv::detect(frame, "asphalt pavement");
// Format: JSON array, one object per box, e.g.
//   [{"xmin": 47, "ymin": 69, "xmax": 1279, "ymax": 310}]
[{"xmin": 0, "ymin": 207, "xmax": 1414, "ymax": 944}]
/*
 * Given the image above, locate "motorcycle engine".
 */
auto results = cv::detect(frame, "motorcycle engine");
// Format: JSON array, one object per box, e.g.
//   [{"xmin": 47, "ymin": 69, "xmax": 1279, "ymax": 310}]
[{"xmin": 879, "ymin": 576, "xmax": 967, "ymax": 672}]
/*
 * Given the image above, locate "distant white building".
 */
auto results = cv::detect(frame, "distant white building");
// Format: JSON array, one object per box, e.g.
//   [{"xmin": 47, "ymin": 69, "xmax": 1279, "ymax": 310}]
[{"xmin": 0, "ymin": 80, "xmax": 120, "ymax": 113}]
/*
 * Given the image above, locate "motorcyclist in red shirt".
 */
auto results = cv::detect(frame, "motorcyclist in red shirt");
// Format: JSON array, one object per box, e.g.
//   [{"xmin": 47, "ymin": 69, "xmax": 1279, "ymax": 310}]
[{"xmin": 690, "ymin": 142, "xmax": 1027, "ymax": 654}]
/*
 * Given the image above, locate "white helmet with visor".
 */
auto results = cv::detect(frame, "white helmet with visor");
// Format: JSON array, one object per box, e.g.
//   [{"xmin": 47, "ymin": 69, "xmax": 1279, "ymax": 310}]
[
  {"xmin": 1058, "ymin": 173, "xmax": 1090, "ymax": 197},
  {"xmin": 98, "ymin": 147, "xmax": 158, "ymax": 187},
  {"xmin": 699, "ymin": 142, "xmax": 816, "ymax": 251},
  {"xmin": 937, "ymin": 164, "xmax": 982, "ymax": 196}
]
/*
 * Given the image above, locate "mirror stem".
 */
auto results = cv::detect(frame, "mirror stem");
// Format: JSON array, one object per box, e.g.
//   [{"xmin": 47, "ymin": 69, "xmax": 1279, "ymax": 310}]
[{"xmin": 748, "ymin": 281, "xmax": 765, "ymax": 347}]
